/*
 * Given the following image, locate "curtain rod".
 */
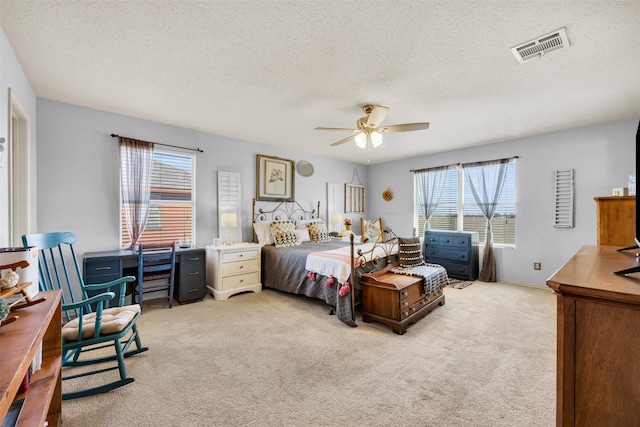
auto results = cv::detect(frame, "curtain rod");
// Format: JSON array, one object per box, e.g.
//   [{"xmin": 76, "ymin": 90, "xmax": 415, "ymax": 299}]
[
  {"xmin": 110, "ymin": 134, "xmax": 204, "ymax": 153},
  {"xmin": 410, "ymin": 156, "xmax": 519, "ymax": 173},
  {"xmin": 410, "ymin": 162, "xmax": 459, "ymax": 173}
]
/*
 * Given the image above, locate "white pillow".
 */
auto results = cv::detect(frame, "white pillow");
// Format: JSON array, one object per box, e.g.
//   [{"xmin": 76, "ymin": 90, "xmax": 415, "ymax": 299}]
[
  {"xmin": 254, "ymin": 221, "xmax": 274, "ymax": 246},
  {"xmin": 295, "ymin": 218, "xmax": 322, "ymax": 230},
  {"xmin": 294, "ymin": 228, "xmax": 310, "ymax": 242}
]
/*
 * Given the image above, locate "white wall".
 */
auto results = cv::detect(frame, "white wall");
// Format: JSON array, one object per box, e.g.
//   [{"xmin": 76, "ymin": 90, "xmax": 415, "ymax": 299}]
[
  {"xmin": 35, "ymin": 99, "xmax": 368, "ymax": 259},
  {"xmin": 0, "ymin": 28, "xmax": 37, "ymax": 246},
  {"xmin": 367, "ymin": 119, "xmax": 637, "ymax": 287}
]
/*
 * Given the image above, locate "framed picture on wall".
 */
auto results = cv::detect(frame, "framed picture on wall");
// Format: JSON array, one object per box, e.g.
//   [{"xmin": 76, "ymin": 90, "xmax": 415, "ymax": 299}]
[{"xmin": 256, "ymin": 154, "xmax": 295, "ymax": 201}]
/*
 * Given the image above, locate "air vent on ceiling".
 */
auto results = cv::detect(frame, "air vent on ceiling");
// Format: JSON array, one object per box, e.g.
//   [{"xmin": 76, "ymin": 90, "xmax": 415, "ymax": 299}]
[{"xmin": 511, "ymin": 27, "xmax": 570, "ymax": 64}]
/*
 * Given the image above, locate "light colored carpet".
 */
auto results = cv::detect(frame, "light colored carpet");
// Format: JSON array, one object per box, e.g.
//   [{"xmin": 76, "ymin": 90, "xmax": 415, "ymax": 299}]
[{"xmin": 61, "ymin": 282, "xmax": 557, "ymax": 427}]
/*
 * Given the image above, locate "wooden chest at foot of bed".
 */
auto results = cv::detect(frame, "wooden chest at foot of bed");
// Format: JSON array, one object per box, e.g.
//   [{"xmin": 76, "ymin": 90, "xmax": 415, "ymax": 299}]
[{"xmin": 361, "ymin": 269, "xmax": 445, "ymax": 335}]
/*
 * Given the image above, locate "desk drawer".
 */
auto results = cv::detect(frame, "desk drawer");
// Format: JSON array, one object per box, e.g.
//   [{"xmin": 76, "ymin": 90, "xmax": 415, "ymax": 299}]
[
  {"xmin": 221, "ymin": 272, "xmax": 260, "ymax": 290},
  {"xmin": 222, "ymin": 259, "xmax": 258, "ymax": 276},
  {"xmin": 176, "ymin": 279, "xmax": 206, "ymax": 302},
  {"xmin": 85, "ymin": 260, "xmax": 120, "ymax": 278}
]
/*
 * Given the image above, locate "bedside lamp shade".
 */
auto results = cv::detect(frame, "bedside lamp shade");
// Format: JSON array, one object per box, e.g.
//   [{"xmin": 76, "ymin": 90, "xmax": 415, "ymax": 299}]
[
  {"xmin": 330, "ymin": 213, "xmax": 342, "ymax": 233},
  {"xmin": 221, "ymin": 212, "xmax": 238, "ymax": 228},
  {"xmin": 221, "ymin": 212, "xmax": 238, "ymax": 245}
]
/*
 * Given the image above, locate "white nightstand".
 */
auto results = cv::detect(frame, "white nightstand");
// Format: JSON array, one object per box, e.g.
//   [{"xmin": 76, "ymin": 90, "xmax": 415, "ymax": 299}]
[{"xmin": 205, "ymin": 243, "xmax": 262, "ymax": 300}]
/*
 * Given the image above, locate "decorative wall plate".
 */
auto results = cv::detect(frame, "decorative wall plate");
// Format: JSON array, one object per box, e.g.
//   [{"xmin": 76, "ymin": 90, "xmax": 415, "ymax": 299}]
[
  {"xmin": 382, "ymin": 188, "xmax": 393, "ymax": 201},
  {"xmin": 297, "ymin": 160, "xmax": 314, "ymax": 177}
]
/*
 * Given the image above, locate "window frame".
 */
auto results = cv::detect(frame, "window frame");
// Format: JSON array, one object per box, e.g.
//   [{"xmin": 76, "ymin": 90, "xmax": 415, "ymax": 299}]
[
  {"xmin": 414, "ymin": 160, "xmax": 516, "ymax": 247},
  {"xmin": 120, "ymin": 148, "xmax": 196, "ymax": 247}
]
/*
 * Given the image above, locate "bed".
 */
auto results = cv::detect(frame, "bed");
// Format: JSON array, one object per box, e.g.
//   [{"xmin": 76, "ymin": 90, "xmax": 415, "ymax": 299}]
[{"xmin": 252, "ymin": 199, "xmax": 449, "ymax": 327}]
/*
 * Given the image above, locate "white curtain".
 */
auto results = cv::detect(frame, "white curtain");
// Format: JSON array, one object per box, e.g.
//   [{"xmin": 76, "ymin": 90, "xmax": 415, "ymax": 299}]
[
  {"xmin": 119, "ymin": 137, "xmax": 154, "ymax": 249},
  {"xmin": 463, "ymin": 159, "xmax": 509, "ymax": 282},
  {"xmin": 415, "ymin": 166, "xmax": 449, "ymax": 232}
]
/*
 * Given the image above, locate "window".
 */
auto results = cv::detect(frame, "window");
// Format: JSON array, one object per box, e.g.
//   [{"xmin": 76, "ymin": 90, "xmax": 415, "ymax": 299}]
[
  {"xmin": 414, "ymin": 159, "xmax": 516, "ymax": 245},
  {"xmin": 121, "ymin": 150, "xmax": 195, "ymax": 247}
]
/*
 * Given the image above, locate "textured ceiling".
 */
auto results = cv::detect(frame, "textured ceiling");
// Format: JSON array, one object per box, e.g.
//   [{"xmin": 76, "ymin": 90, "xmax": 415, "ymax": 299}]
[{"xmin": 1, "ymin": 1, "xmax": 639, "ymax": 164}]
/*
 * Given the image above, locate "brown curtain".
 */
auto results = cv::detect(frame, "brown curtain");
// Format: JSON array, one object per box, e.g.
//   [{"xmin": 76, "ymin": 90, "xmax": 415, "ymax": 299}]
[
  {"xmin": 119, "ymin": 137, "xmax": 154, "ymax": 249},
  {"xmin": 462, "ymin": 159, "xmax": 509, "ymax": 282}
]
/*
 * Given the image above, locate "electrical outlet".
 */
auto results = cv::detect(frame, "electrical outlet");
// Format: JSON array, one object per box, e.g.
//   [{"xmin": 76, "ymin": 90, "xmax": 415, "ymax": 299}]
[{"xmin": 534, "ymin": 262, "xmax": 542, "ymax": 270}]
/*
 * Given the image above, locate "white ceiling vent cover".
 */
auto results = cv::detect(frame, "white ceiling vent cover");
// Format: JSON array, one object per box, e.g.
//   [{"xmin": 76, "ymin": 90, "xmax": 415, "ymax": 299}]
[{"xmin": 511, "ymin": 28, "xmax": 570, "ymax": 63}]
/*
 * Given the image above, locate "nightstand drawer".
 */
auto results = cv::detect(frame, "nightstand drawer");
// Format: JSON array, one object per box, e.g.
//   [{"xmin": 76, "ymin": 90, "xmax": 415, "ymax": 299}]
[
  {"xmin": 222, "ymin": 259, "xmax": 258, "ymax": 276},
  {"xmin": 221, "ymin": 272, "xmax": 260, "ymax": 290},
  {"xmin": 222, "ymin": 249, "xmax": 259, "ymax": 263}
]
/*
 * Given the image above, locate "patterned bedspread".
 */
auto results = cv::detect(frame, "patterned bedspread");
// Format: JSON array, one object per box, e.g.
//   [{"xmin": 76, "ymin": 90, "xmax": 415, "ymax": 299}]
[{"xmin": 262, "ymin": 241, "xmax": 371, "ymax": 327}]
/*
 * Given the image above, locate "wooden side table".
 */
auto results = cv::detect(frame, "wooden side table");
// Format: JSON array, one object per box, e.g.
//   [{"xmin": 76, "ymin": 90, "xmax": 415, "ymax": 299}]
[{"xmin": 205, "ymin": 243, "xmax": 262, "ymax": 300}]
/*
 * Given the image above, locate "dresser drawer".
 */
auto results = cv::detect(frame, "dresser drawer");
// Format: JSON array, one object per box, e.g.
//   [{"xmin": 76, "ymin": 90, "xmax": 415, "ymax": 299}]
[
  {"xmin": 425, "ymin": 248, "xmax": 469, "ymax": 262},
  {"xmin": 222, "ymin": 249, "xmax": 259, "ymax": 263},
  {"xmin": 437, "ymin": 260, "xmax": 471, "ymax": 278},
  {"xmin": 221, "ymin": 271, "xmax": 260, "ymax": 290},
  {"xmin": 222, "ymin": 258, "xmax": 258, "ymax": 276}
]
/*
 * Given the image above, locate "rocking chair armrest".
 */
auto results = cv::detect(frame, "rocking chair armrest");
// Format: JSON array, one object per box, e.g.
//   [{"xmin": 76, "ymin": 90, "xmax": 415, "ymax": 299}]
[
  {"xmin": 63, "ymin": 291, "xmax": 115, "ymax": 312},
  {"xmin": 83, "ymin": 276, "xmax": 136, "ymax": 307}
]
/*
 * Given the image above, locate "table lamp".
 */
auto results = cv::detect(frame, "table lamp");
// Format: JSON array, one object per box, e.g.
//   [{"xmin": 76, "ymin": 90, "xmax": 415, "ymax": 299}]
[
  {"xmin": 221, "ymin": 212, "xmax": 238, "ymax": 245},
  {"xmin": 330, "ymin": 213, "xmax": 342, "ymax": 234}
]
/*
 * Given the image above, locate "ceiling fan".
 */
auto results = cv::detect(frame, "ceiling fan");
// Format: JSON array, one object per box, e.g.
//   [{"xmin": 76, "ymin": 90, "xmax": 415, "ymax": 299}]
[{"xmin": 315, "ymin": 104, "xmax": 430, "ymax": 148}]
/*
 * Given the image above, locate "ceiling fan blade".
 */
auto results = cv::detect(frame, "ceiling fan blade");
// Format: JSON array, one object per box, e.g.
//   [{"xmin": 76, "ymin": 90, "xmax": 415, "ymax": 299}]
[
  {"xmin": 379, "ymin": 122, "xmax": 430, "ymax": 133},
  {"xmin": 330, "ymin": 134, "xmax": 357, "ymax": 147},
  {"xmin": 315, "ymin": 127, "xmax": 359, "ymax": 132},
  {"xmin": 366, "ymin": 105, "xmax": 389, "ymax": 127}
]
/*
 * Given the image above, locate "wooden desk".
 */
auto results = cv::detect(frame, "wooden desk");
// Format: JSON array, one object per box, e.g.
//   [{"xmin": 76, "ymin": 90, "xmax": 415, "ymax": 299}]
[
  {"xmin": 547, "ymin": 245, "xmax": 640, "ymax": 426},
  {"xmin": 83, "ymin": 247, "xmax": 206, "ymax": 304}
]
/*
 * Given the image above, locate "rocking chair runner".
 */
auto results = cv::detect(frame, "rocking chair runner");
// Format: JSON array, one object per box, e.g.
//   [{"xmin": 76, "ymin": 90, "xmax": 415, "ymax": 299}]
[{"xmin": 22, "ymin": 231, "xmax": 149, "ymax": 400}]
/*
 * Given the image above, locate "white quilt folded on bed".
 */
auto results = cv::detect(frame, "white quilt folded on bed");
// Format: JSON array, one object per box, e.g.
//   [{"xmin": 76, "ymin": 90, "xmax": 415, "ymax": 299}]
[{"xmin": 305, "ymin": 243, "xmax": 396, "ymax": 284}]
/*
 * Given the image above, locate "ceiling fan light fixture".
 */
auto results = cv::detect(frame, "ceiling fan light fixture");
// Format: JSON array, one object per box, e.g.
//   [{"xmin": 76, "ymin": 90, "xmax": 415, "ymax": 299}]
[
  {"xmin": 355, "ymin": 132, "xmax": 367, "ymax": 149},
  {"xmin": 370, "ymin": 131, "xmax": 383, "ymax": 148}
]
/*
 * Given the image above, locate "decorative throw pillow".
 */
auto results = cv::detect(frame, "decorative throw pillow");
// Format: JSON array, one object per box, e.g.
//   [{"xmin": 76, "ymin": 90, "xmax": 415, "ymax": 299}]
[
  {"xmin": 295, "ymin": 218, "xmax": 322, "ymax": 230},
  {"xmin": 294, "ymin": 228, "xmax": 310, "ymax": 243},
  {"xmin": 361, "ymin": 218, "xmax": 384, "ymax": 243},
  {"xmin": 307, "ymin": 221, "xmax": 331, "ymax": 243},
  {"xmin": 270, "ymin": 220, "xmax": 300, "ymax": 248},
  {"xmin": 398, "ymin": 237, "xmax": 424, "ymax": 268},
  {"xmin": 253, "ymin": 221, "xmax": 275, "ymax": 246}
]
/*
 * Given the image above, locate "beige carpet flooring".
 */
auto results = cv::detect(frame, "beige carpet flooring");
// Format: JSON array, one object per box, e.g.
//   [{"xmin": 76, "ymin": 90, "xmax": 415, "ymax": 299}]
[{"xmin": 61, "ymin": 281, "xmax": 557, "ymax": 427}]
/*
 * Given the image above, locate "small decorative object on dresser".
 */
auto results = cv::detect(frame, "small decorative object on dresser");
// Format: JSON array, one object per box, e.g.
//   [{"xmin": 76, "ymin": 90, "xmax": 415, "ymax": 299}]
[
  {"xmin": 206, "ymin": 243, "xmax": 262, "ymax": 300},
  {"xmin": 423, "ymin": 230, "xmax": 479, "ymax": 281}
]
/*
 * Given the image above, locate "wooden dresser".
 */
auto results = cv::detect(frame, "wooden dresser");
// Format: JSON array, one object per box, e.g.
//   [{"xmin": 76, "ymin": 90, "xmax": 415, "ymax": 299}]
[
  {"xmin": 547, "ymin": 245, "xmax": 640, "ymax": 426},
  {"xmin": 423, "ymin": 230, "xmax": 479, "ymax": 280},
  {"xmin": 593, "ymin": 196, "xmax": 635, "ymax": 247},
  {"xmin": 361, "ymin": 265, "xmax": 445, "ymax": 334}
]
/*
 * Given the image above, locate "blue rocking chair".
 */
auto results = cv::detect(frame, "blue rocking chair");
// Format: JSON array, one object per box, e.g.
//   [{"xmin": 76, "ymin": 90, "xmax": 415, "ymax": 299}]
[{"xmin": 22, "ymin": 232, "xmax": 149, "ymax": 400}]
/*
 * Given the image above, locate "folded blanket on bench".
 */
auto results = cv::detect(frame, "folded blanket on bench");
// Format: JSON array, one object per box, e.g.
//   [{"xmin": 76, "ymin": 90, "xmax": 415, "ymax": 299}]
[{"xmin": 390, "ymin": 263, "xmax": 450, "ymax": 295}]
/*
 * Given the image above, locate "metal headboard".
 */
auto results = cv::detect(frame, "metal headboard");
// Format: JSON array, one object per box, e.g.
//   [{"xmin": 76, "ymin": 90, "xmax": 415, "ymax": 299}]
[{"xmin": 252, "ymin": 199, "xmax": 321, "ymax": 242}]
